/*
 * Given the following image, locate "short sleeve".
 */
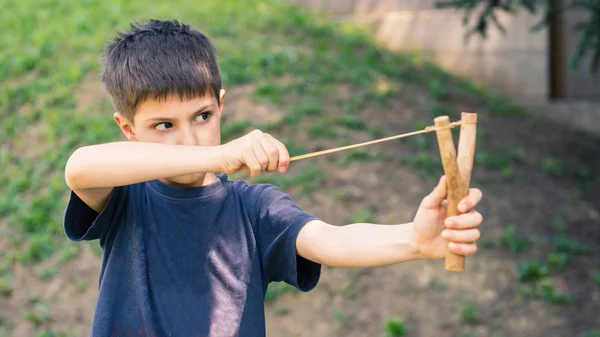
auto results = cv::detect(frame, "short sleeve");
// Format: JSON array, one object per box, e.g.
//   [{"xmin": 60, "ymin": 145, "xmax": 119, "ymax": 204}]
[
  {"xmin": 250, "ymin": 184, "xmax": 321, "ymax": 292},
  {"xmin": 63, "ymin": 186, "xmax": 128, "ymax": 242}
]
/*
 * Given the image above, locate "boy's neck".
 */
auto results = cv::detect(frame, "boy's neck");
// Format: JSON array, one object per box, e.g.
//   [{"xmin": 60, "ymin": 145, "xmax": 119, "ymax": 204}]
[{"xmin": 159, "ymin": 172, "xmax": 220, "ymax": 189}]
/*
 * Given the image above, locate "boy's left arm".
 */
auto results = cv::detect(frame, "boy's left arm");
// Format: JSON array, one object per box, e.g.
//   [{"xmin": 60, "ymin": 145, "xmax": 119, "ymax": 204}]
[{"xmin": 296, "ymin": 175, "xmax": 483, "ymax": 268}]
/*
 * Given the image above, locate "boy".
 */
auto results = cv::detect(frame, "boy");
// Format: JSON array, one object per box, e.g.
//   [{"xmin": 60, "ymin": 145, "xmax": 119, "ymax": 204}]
[{"xmin": 63, "ymin": 19, "xmax": 483, "ymax": 337}]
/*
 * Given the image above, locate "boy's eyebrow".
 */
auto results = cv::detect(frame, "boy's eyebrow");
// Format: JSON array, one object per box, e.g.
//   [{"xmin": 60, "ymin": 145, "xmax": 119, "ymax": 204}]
[{"xmin": 144, "ymin": 103, "xmax": 215, "ymax": 122}]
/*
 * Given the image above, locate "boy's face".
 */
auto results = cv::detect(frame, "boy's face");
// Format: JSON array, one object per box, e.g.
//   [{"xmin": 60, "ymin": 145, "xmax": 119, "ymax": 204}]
[{"xmin": 114, "ymin": 89, "xmax": 226, "ymax": 187}]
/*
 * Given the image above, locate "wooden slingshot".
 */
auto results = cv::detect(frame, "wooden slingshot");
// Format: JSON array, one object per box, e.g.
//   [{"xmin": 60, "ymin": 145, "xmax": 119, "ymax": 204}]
[
  {"xmin": 290, "ymin": 112, "xmax": 478, "ymax": 272},
  {"xmin": 433, "ymin": 112, "xmax": 477, "ymax": 271}
]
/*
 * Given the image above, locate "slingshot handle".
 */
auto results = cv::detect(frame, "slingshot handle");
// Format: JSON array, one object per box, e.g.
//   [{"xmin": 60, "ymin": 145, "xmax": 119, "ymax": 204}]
[{"xmin": 434, "ymin": 114, "xmax": 477, "ymax": 271}]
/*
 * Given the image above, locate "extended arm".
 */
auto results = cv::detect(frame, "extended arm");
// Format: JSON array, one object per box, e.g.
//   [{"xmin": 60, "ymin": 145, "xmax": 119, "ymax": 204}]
[
  {"xmin": 296, "ymin": 220, "xmax": 424, "ymax": 268},
  {"xmin": 296, "ymin": 177, "xmax": 483, "ymax": 268}
]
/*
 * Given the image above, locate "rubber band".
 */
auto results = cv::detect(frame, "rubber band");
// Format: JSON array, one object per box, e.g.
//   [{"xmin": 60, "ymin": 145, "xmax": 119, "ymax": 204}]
[{"xmin": 290, "ymin": 119, "xmax": 476, "ymax": 162}]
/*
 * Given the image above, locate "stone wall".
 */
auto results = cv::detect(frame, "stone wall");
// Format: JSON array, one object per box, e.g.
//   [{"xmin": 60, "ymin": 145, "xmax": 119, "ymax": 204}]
[{"xmin": 284, "ymin": 0, "xmax": 600, "ymax": 137}]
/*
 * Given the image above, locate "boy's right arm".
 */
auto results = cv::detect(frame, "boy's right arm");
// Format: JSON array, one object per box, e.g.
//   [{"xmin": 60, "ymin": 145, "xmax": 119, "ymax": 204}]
[{"xmin": 65, "ymin": 130, "xmax": 290, "ymax": 212}]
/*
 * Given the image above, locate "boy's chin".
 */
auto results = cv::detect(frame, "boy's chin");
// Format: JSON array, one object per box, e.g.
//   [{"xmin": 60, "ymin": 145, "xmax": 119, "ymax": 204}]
[{"xmin": 163, "ymin": 173, "xmax": 208, "ymax": 187}]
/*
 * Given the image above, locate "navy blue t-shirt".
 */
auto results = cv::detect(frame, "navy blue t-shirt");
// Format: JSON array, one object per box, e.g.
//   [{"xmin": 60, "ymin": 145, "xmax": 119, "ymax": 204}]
[{"xmin": 63, "ymin": 174, "xmax": 321, "ymax": 337}]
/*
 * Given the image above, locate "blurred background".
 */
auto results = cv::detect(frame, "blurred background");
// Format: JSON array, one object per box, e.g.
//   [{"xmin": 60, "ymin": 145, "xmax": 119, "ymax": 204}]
[{"xmin": 0, "ymin": 0, "xmax": 599, "ymax": 336}]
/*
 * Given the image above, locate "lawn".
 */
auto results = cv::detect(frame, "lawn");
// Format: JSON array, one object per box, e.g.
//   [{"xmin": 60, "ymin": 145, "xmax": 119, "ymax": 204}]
[{"xmin": 1, "ymin": 1, "xmax": 599, "ymax": 336}]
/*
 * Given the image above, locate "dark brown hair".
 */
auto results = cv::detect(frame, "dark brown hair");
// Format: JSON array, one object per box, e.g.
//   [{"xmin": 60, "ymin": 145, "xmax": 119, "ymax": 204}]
[{"xmin": 102, "ymin": 19, "xmax": 221, "ymax": 121}]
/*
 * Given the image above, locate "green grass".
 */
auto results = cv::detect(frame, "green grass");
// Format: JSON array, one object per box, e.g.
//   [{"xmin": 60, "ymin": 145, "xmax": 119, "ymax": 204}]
[
  {"xmin": 0, "ymin": 278, "xmax": 12, "ymax": 297},
  {"xmin": 383, "ymin": 317, "xmax": 407, "ymax": 337},
  {"xmin": 1, "ymin": 0, "xmax": 578, "ymax": 334},
  {"xmin": 3, "ymin": 0, "xmax": 429, "ymax": 272},
  {"xmin": 460, "ymin": 301, "xmax": 479, "ymax": 325},
  {"xmin": 264, "ymin": 282, "xmax": 298, "ymax": 303},
  {"xmin": 401, "ymin": 152, "xmax": 443, "ymax": 181},
  {"xmin": 514, "ymin": 230, "xmax": 592, "ymax": 305},
  {"xmin": 348, "ymin": 204, "xmax": 376, "ymax": 223},
  {"xmin": 582, "ymin": 330, "xmax": 600, "ymax": 337},
  {"xmin": 251, "ymin": 164, "xmax": 325, "ymax": 195},
  {"xmin": 500, "ymin": 225, "xmax": 531, "ymax": 254},
  {"xmin": 594, "ymin": 271, "xmax": 600, "ymax": 285}
]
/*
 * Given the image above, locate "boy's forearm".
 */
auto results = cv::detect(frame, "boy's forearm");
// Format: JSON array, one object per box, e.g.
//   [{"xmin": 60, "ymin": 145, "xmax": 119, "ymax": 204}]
[
  {"xmin": 302, "ymin": 221, "xmax": 426, "ymax": 268},
  {"xmin": 65, "ymin": 141, "xmax": 223, "ymax": 189}
]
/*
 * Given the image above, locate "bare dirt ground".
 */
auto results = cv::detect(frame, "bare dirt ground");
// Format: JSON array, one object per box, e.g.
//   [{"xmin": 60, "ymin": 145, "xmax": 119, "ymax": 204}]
[{"xmin": 1, "ymin": 80, "xmax": 599, "ymax": 337}]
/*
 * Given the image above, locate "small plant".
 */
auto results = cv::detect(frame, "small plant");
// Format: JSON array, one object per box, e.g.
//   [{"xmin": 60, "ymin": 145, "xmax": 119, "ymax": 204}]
[
  {"xmin": 252, "ymin": 164, "xmax": 324, "ymax": 195},
  {"xmin": 73, "ymin": 279, "xmax": 87, "ymax": 293},
  {"xmin": 253, "ymin": 83, "xmax": 284, "ymax": 104},
  {"xmin": 383, "ymin": 317, "xmax": 406, "ymax": 337},
  {"xmin": 342, "ymin": 282, "xmax": 358, "ymax": 300},
  {"xmin": 519, "ymin": 276, "xmax": 573, "ymax": 305},
  {"xmin": 221, "ymin": 120, "xmax": 251, "ymax": 142},
  {"xmin": 20, "ymin": 234, "xmax": 56, "ymax": 264},
  {"xmin": 289, "ymin": 99, "xmax": 323, "ymax": 117},
  {"xmin": 338, "ymin": 148, "xmax": 381, "ymax": 166},
  {"xmin": 281, "ymin": 140, "xmax": 307, "ymax": 158},
  {"xmin": 582, "ymin": 329, "xmax": 600, "ymax": 337},
  {"xmin": 500, "ymin": 226, "xmax": 530, "ymax": 254},
  {"xmin": 551, "ymin": 216, "xmax": 567, "ymax": 233},
  {"xmin": 38, "ymin": 266, "xmax": 58, "ymax": 281},
  {"xmin": 533, "ymin": 278, "xmax": 572, "ymax": 305},
  {"xmin": 56, "ymin": 245, "xmax": 80, "ymax": 266},
  {"xmin": 517, "ymin": 261, "xmax": 549, "ymax": 282},
  {"xmin": 478, "ymin": 237, "xmax": 494, "ymax": 249},
  {"xmin": 552, "ymin": 234, "xmax": 592, "ymax": 256},
  {"xmin": 335, "ymin": 114, "xmax": 367, "ymax": 131},
  {"xmin": 307, "ymin": 123, "xmax": 337, "ymax": 139},
  {"xmin": 593, "ymin": 271, "xmax": 600, "ymax": 285},
  {"xmin": 23, "ymin": 303, "xmax": 51, "ymax": 327},
  {"xmin": 547, "ymin": 253, "xmax": 568, "ymax": 270},
  {"xmin": 429, "ymin": 278, "xmax": 446, "ymax": 291},
  {"xmin": 348, "ymin": 205, "xmax": 376, "ymax": 224},
  {"xmin": 274, "ymin": 304, "xmax": 289, "ymax": 316},
  {"xmin": 475, "ymin": 150, "xmax": 513, "ymax": 178},
  {"xmin": 331, "ymin": 309, "xmax": 353, "ymax": 328},
  {"xmin": 487, "ymin": 95, "xmax": 522, "ymax": 116},
  {"xmin": 428, "ymin": 78, "xmax": 447, "ymax": 100},
  {"xmin": 431, "ymin": 103, "xmax": 453, "ymax": 118},
  {"xmin": 460, "ymin": 301, "xmax": 478, "ymax": 324},
  {"xmin": 0, "ymin": 278, "xmax": 11, "ymax": 297},
  {"xmin": 541, "ymin": 156, "xmax": 565, "ymax": 176},
  {"xmin": 264, "ymin": 282, "xmax": 297, "ymax": 303}
]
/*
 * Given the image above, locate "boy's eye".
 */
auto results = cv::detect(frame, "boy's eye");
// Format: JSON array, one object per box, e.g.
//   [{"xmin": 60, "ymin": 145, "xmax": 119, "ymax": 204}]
[
  {"xmin": 154, "ymin": 122, "xmax": 173, "ymax": 130},
  {"xmin": 195, "ymin": 112, "xmax": 211, "ymax": 122}
]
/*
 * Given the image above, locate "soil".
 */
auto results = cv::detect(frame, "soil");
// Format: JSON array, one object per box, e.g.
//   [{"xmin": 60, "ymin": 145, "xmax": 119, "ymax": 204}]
[{"xmin": 1, "ymin": 79, "xmax": 599, "ymax": 337}]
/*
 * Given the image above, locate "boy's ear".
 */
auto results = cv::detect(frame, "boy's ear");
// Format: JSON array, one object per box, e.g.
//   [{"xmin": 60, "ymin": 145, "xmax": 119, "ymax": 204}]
[
  {"xmin": 218, "ymin": 89, "xmax": 226, "ymax": 113},
  {"xmin": 114, "ymin": 112, "xmax": 138, "ymax": 141}
]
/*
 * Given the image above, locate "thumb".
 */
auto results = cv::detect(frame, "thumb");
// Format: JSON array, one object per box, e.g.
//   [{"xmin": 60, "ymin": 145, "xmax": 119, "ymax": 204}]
[{"xmin": 421, "ymin": 175, "xmax": 447, "ymax": 209}]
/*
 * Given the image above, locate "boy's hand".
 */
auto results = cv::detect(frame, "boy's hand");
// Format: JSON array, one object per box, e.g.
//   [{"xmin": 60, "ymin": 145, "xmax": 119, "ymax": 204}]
[
  {"xmin": 219, "ymin": 130, "xmax": 290, "ymax": 177},
  {"xmin": 412, "ymin": 176, "xmax": 483, "ymax": 259}
]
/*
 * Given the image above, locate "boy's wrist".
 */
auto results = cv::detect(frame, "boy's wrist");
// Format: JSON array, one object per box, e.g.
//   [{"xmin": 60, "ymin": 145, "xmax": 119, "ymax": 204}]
[
  {"xmin": 405, "ymin": 222, "xmax": 428, "ymax": 260},
  {"xmin": 211, "ymin": 142, "xmax": 233, "ymax": 174}
]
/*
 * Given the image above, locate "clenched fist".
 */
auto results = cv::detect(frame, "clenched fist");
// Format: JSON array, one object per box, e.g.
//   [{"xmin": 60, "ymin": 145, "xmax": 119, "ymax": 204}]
[{"xmin": 218, "ymin": 130, "xmax": 290, "ymax": 177}]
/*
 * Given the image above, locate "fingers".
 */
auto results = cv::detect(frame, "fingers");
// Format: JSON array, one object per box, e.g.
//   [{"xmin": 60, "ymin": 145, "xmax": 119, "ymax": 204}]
[
  {"xmin": 268, "ymin": 134, "xmax": 290, "ymax": 173},
  {"xmin": 445, "ymin": 210, "xmax": 483, "ymax": 230},
  {"xmin": 420, "ymin": 175, "xmax": 447, "ymax": 209},
  {"xmin": 448, "ymin": 242, "xmax": 478, "ymax": 256},
  {"xmin": 458, "ymin": 188, "xmax": 483, "ymax": 213},
  {"xmin": 256, "ymin": 135, "xmax": 280, "ymax": 173},
  {"xmin": 442, "ymin": 209, "xmax": 483, "ymax": 256},
  {"xmin": 441, "ymin": 228, "xmax": 480, "ymax": 242},
  {"xmin": 243, "ymin": 130, "xmax": 290, "ymax": 177},
  {"xmin": 245, "ymin": 145, "xmax": 263, "ymax": 178}
]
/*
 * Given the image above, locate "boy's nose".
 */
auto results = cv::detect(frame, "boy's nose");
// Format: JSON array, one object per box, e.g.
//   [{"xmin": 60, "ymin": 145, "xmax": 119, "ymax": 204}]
[{"xmin": 178, "ymin": 127, "xmax": 199, "ymax": 146}]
